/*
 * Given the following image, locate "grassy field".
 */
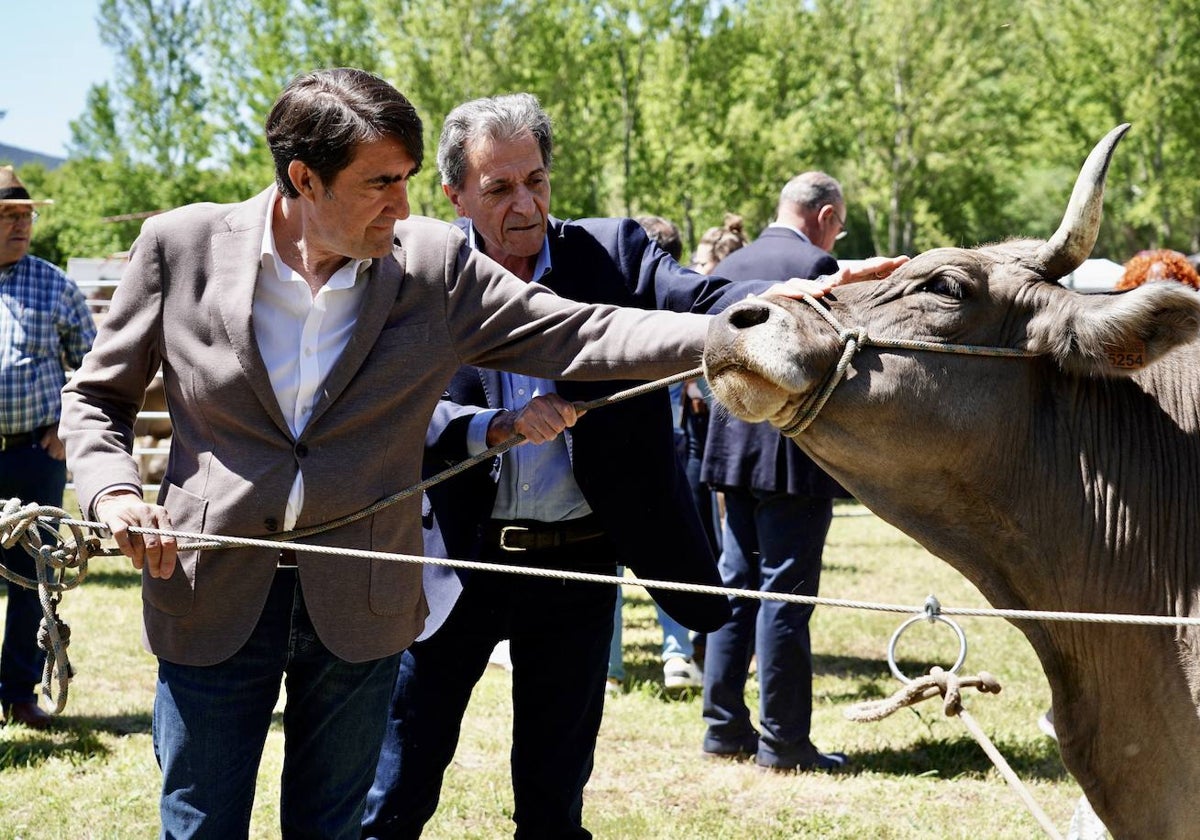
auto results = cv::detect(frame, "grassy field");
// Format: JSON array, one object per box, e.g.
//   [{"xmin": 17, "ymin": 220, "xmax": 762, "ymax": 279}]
[{"xmin": 0, "ymin": 503, "xmax": 1089, "ymax": 839}]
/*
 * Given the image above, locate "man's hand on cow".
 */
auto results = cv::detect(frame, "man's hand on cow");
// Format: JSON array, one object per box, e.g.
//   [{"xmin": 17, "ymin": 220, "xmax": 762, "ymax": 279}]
[
  {"xmin": 486, "ymin": 394, "xmax": 584, "ymax": 446},
  {"xmin": 829, "ymin": 255, "xmax": 911, "ymax": 286},
  {"xmin": 762, "ymin": 255, "xmax": 911, "ymax": 300},
  {"xmin": 94, "ymin": 490, "xmax": 178, "ymax": 579}
]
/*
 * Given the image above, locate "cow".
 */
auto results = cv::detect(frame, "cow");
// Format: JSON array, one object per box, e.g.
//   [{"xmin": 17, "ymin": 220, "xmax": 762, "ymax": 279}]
[{"xmin": 701, "ymin": 124, "xmax": 1200, "ymax": 840}]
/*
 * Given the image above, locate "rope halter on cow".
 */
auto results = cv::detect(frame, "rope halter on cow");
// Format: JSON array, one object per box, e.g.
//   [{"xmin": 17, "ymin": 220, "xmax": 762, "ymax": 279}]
[{"xmin": 778, "ymin": 292, "xmax": 1040, "ymax": 438}]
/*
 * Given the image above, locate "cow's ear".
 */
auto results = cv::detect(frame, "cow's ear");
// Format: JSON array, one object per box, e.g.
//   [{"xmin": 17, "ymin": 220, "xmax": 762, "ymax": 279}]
[{"xmin": 1026, "ymin": 282, "xmax": 1200, "ymax": 377}]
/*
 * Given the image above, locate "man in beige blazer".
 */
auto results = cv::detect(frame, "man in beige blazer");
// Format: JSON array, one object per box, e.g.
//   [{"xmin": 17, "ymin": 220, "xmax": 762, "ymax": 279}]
[{"xmin": 60, "ymin": 68, "xmax": 903, "ymax": 839}]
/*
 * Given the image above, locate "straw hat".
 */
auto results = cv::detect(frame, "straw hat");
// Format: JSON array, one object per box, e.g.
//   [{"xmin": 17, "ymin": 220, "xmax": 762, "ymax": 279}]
[{"xmin": 0, "ymin": 166, "xmax": 54, "ymax": 206}]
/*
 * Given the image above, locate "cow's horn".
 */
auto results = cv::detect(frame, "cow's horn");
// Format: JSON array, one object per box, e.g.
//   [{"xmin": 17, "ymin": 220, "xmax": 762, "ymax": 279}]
[{"xmin": 1032, "ymin": 123, "xmax": 1130, "ymax": 279}]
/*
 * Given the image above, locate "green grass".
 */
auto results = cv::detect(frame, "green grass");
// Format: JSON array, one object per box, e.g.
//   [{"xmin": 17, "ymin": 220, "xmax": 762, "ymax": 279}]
[{"xmin": 0, "ymin": 503, "xmax": 1088, "ymax": 838}]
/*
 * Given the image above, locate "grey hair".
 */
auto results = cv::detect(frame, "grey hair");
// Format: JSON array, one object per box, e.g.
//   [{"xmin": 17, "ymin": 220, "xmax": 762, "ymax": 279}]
[
  {"xmin": 437, "ymin": 93, "xmax": 554, "ymax": 189},
  {"xmin": 778, "ymin": 171, "xmax": 843, "ymax": 214}
]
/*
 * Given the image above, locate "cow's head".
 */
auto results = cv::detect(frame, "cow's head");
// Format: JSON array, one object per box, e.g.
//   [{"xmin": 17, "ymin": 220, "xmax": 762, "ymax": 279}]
[
  {"xmin": 704, "ymin": 125, "xmax": 1200, "ymax": 434},
  {"xmin": 703, "ymin": 128, "xmax": 1200, "ymax": 839}
]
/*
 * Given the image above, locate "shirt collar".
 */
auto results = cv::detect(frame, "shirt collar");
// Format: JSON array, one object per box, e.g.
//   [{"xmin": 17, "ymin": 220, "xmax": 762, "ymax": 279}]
[
  {"xmin": 768, "ymin": 222, "xmax": 812, "ymax": 244},
  {"xmin": 465, "ymin": 220, "xmax": 552, "ymax": 283}
]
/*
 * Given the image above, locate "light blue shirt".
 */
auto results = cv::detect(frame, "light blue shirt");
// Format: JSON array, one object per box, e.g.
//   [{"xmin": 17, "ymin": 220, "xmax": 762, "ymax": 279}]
[{"xmin": 461, "ymin": 223, "xmax": 593, "ymax": 523}]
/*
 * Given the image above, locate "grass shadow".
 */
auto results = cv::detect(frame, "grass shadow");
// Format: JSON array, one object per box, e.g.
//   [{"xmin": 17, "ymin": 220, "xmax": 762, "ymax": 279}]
[
  {"xmin": 0, "ymin": 724, "xmax": 115, "ymax": 769},
  {"xmin": 75, "ymin": 565, "xmax": 143, "ymax": 589},
  {"xmin": 843, "ymin": 733, "xmax": 1071, "ymax": 782}
]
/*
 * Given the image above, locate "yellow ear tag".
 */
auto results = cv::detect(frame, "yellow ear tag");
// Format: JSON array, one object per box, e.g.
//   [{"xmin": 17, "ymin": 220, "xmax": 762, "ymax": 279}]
[{"xmin": 1105, "ymin": 340, "xmax": 1146, "ymax": 370}]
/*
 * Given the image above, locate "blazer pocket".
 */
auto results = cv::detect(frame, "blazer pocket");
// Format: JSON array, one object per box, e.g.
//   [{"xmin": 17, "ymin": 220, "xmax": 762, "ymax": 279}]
[{"xmin": 141, "ymin": 482, "xmax": 208, "ymax": 617}]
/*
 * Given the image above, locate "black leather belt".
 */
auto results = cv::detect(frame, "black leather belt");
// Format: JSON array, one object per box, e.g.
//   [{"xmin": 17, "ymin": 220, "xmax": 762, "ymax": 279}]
[
  {"xmin": 0, "ymin": 427, "xmax": 45, "ymax": 452},
  {"xmin": 484, "ymin": 517, "xmax": 606, "ymax": 552},
  {"xmin": 278, "ymin": 548, "xmax": 298, "ymax": 569}
]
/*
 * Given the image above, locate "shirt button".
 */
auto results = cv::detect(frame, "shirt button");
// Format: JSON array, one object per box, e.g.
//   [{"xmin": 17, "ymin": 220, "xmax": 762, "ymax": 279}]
[
  {"xmin": 304, "ymin": 347, "xmax": 314, "ymax": 357},
  {"xmin": 522, "ymin": 483, "xmax": 531, "ymax": 491}
]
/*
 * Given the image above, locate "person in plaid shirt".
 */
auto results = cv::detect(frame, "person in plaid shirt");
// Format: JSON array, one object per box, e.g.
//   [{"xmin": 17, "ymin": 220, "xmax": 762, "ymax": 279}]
[{"xmin": 0, "ymin": 166, "xmax": 96, "ymax": 729}]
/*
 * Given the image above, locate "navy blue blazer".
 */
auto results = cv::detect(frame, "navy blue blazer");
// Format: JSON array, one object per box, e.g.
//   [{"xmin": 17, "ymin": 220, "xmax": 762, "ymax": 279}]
[
  {"xmin": 701, "ymin": 227, "xmax": 851, "ymax": 499},
  {"xmin": 418, "ymin": 216, "xmax": 776, "ymax": 639}
]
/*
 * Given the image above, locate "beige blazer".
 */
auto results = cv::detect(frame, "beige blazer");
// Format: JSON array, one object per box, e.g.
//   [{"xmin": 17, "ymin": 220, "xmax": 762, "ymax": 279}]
[{"xmin": 61, "ymin": 189, "xmax": 709, "ymax": 666}]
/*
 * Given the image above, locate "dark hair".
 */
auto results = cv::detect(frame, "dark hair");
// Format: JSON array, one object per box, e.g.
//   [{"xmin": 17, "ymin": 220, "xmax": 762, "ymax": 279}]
[
  {"xmin": 265, "ymin": 68, "xmax": 424, "ymax": 199},
  {"xmin": 635, "ymin": 215, "xmax": 683, "ymax": 262},
  {"xmin": 437, "ymin": 93, "xmax": 553, "ymax": 189},
  {"xmin": 692, "ymin": 212, "xmax": 749, "ymax": 272}
]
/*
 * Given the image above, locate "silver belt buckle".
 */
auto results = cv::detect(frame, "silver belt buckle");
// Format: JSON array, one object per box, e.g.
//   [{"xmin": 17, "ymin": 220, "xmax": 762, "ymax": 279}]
[{"xmin": 498, "ymin": 525, "xmax": 529, "ymax": 552}]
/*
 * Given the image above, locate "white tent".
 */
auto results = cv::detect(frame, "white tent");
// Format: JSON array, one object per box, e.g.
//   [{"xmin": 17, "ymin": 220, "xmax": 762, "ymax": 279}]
[{"xmin": 1058, "ymin": 258, "xmax": 1124, "ymax": 292}]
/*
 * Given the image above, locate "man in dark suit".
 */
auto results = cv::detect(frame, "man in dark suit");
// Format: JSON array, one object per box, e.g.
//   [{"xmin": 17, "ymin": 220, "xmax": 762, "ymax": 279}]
[
  {"xmin": 361, "ymin": 96, "xmax": 904, "ymax": 839},
  {"xmin": 699, "ymin": 171, "xmax": 853, "ymax": 772}
]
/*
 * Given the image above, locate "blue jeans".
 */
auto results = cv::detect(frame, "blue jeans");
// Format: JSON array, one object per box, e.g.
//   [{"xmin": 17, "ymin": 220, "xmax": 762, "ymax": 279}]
[
  {"xmin": 608, "ymin": 570, "xmax": 694, "ymax": 682},
  {"xmin": 0, "ymin": 441, "xmax": 65, "ymax": 706},
  {"xmin": 153, "ymin": 569, "xmax": 400, "ymax": 839},
  {"xmin": 701, "ymin": 488, "xmax": 833, "ymax": 766},
  {"xmin": 364, "ymin": 538, "xmax": 616, "ymax": 840}
]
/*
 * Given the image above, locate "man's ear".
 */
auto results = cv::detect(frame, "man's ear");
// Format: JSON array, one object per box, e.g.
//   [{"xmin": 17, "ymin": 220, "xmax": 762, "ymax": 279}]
[
  {"xmin": 288, "ymin": 160, "xmax": 317, "ymax": 200},
  {"xmin": 442, "ymin": 183, "xmax": 466, "ymax": 217}
]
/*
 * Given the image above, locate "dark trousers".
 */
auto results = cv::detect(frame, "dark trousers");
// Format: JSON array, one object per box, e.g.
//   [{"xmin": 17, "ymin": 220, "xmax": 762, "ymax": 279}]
[
  {"xmin": 701, "ymin": 488, "xmax": 833, "ymax": 765},
  {"xmin": 154, "ymin": 570, "xmax": 402, "ymax": 839},
  {"xmin": 0, "ymin": 442, "xmax": 65, "ymax": 705},
  {"xmin": 363, "ymin": 538, "xmax": 617, "ymax": 840}
]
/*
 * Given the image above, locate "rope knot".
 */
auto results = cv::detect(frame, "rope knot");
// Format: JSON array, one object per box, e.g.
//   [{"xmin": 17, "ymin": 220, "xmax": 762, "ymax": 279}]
[
  {"xmin": 929, "ymin": 666, "xmax": 962, "ymax": 716},
  {"xmin": 840, "ymin": 325, "xmax": 868, "ymax": 348},
  {"xmin": 1, "ymin": 497, "xmax": 40, "ymax": 549},
  {"xmin": 38, "ymin": 615, "xmax": 71, "ymax": 655}
]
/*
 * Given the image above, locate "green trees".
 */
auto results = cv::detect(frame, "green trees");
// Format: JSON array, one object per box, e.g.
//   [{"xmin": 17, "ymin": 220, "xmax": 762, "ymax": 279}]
[{"xmin": 13, "ymin": 0, "xmax": 1200, "ymax": 263}]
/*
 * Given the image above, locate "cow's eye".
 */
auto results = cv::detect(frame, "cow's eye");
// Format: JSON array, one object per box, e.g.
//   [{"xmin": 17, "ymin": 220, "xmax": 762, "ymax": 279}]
[{"xmin": 916, "ymin": 274, "xmax": 965, "ymax": 300}]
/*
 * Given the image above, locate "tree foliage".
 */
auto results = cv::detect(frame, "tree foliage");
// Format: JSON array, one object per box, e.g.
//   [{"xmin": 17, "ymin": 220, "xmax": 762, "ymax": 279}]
[{"xmin": 13, "ymin": 0, "xmax": 1200, "ymax": 263}]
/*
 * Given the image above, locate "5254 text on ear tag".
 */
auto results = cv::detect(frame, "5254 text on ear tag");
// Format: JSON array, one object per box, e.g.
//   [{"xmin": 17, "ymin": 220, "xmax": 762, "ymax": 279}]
[{"xmin": 1105, "ymin": 340, "xmax": 1146, "ymax": 370}]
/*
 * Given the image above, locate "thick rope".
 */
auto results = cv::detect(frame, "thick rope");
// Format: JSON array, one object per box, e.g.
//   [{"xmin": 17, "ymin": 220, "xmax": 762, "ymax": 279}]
[
  {"xmin": 846, "ymin": 667, "xmax": 1064, "ymax": 840},
  {"xmin": 36, "ymin": 521, "xmax": 1200, "ymax": 628}
]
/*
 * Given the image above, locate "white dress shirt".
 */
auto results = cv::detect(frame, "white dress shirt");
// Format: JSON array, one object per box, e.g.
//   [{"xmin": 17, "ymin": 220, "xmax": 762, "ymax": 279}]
[{"xmin": 255, "ymin": 189, "xmax": 371, "ymax": 530}]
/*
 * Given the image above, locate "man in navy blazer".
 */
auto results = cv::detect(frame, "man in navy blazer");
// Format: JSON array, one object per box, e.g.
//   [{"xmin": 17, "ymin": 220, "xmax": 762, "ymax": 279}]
[
  {"xmin": 362, "ymin": 93, "xmax": 773, "ymax": 840},
  {"xmin": 699, "ymin": 171, "xmax": 853, "ymax": 773},
  {"xmin": 362, "ymin": 99, "xmax": 907, "ymax": 838}
]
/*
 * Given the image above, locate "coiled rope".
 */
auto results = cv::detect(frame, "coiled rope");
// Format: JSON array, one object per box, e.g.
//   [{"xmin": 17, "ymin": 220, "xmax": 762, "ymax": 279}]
[{"xmin": 0, "ymin": 498, "xmax": 95, "ymax": 713}]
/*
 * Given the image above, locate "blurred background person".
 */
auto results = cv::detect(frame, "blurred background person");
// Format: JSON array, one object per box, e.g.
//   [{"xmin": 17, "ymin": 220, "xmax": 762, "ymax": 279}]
[
  {"xmin": 1116, "ymin": 248, "xmax": 1200, "ymax": 291},
  {"xmin": 691, "ymin": 212, "xmax": 749, "ymax": 275},
  {"xmin": 0, "ymin": 167, "xmax": 96, "ymax": 729},
  {"xmin": 700, "ymin": 172, "xmax": 851, "ymax": 772}
]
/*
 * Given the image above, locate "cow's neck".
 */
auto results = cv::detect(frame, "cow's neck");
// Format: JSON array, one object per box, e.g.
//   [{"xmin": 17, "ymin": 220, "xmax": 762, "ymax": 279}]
[{"xmin": 803, "ymin": 362, "xmax": 1200, "ymax": 839}]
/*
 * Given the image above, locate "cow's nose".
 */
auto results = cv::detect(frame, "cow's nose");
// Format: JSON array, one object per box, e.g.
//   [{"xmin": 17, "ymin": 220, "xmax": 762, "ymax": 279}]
[{"xmin": 727, "ymin": 300, "xmax": 772, "ymax": 330}]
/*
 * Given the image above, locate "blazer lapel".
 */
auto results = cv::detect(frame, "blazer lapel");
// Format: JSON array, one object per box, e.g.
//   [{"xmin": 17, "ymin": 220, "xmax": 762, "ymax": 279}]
[
  {"xmin": 306, "ymin": 239, "xmax": 404, "ymax": 428},
  {"xmin": 211, "ymin": 188, "xmax": 292, "ymax": 437}
]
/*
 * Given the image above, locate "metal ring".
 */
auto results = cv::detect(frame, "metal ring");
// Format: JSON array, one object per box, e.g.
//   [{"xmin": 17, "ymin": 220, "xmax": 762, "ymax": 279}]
[{"xmin": 886, "ymin": 612, "xmax": 968, "ymax": 684}]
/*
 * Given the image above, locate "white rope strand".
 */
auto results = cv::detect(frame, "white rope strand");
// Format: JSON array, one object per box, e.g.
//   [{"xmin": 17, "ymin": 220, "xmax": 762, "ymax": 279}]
[{"xmin": 48, "ymin": 517, "xmax": 1200, "ymax": 629}]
